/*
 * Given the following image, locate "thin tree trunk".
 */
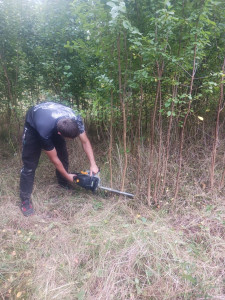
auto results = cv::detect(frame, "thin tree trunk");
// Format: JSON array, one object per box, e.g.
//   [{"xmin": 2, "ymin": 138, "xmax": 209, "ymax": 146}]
[
  {"xmin": 147, "ymin": 70, "xmax": 162, "ymax": 206},
  {"xmin": 136, "ymin": 84, "xmax": 144, "ymax": 195},
  {"xmin": 0, "ymin": 53, "xmax": 14, "ymax": 112},
  {"xmin": 153, "ymin": 64, "xmax": 163, "ymax": 204},
  {"xmin": 109, "ymin": 89, "xmax": 114, "ymax": 188},
  {"xmin": 160, "ymin": 81, "xmax": 177, "ymax": 197},
  {"xmin": 212, "ymin": 57, "xmax": 225, "ymax": 188},
  {"xmin": 117, "ymin": 33, "xmax": 127, "ymax": 192},
  {"xmin": 174, "ymin": 37, "xmax": 197, "ymax": 200}
]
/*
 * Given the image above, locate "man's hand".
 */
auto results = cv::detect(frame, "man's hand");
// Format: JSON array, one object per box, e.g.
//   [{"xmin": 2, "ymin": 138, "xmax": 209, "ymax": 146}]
[
  {"xmin": 90, "ymin": 164, "xmax": 99, "ymax": 176},
  {"xmin": 67, "ymin": 173, "xmax": 76, "ymax": 182}
]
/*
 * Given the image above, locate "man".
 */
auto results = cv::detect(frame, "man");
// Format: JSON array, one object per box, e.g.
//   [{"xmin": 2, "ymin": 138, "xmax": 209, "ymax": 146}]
[{"xmin": 20, "ymin": 102, "xmax": 99, "ymax": 216}]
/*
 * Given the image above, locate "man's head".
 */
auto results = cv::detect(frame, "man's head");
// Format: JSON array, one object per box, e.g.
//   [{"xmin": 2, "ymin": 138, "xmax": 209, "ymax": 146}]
[{"xmin": 57, "ymin": 118, "xmax": 79, "ymax": 138}]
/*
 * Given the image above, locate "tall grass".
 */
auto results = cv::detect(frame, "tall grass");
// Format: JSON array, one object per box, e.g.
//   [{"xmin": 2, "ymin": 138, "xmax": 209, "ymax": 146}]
[{"xmin": 0, "ymin": 138, "xmax": 225, "ymax": 299}]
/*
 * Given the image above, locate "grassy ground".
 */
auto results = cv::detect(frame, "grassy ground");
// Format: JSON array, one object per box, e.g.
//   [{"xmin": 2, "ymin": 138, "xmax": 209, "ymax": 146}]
[{"xmin": 0, "ymin": 141, "xmax": 225, "ymax": 300}]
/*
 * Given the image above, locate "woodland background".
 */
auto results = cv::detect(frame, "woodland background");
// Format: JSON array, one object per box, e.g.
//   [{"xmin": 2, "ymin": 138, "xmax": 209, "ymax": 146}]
[{"xmin": 0, "ymin": 0, "xmax": 225, "ymax": 299}]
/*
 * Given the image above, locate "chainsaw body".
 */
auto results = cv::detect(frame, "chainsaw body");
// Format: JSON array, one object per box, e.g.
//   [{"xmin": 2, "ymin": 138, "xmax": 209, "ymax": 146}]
[{"xmin": 73, "ymin": 172, "xmax": 99, "ymax": 192}]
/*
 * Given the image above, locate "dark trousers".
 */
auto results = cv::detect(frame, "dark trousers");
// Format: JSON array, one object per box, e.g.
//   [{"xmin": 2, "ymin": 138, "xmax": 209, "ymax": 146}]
[{"xmin": 20, "ymin": 124, "xmax": 69, "ymax": 202}]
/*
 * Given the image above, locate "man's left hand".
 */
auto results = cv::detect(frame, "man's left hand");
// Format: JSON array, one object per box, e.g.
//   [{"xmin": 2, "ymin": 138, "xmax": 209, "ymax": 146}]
[{"xmin": 90, "ymin": 164, "xmax": 99, "ymax": 176}]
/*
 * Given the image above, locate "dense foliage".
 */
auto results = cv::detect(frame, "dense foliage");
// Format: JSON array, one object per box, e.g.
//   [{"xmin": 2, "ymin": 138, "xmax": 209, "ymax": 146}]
[
  {"xmin": 0, "ymin": 0, "xmax": 225, "ymax": 200},
  {"xmin": 1, "ymin": 0, "xmax": 224, "ymax": 116}
]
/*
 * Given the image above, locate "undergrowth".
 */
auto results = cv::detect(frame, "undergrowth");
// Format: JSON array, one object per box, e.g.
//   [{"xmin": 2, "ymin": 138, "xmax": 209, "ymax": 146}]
[{"xmin": 0, "ymin": 140, "xmax": 225, "ymax": 300}]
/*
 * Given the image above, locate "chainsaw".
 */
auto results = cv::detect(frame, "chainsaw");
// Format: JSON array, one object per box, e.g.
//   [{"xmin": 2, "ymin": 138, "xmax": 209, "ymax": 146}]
[{"xmin": 73, "ymin": 171, "xmax": 134, "ymax": 198}]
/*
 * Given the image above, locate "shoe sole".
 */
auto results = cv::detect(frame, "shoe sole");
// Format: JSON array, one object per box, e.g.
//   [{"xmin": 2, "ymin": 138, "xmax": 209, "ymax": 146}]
[{"xmin": 20, "ymin": 207, "xmax": 34, "ymax": 217}]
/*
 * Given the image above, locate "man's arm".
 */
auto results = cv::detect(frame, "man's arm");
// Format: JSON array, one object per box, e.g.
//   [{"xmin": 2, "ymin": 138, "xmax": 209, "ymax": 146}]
[
  {"xmin": 79, "ymin": 132, "xmax": 99, "ymax": 175},
  {"xmin": 44, "ymin": 148, "xmax": 74, "ymax": 182}
]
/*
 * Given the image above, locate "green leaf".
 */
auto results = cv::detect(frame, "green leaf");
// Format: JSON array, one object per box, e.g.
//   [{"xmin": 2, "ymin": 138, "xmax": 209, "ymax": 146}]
[
  {"xmin": 141, "ymin": 217, "xmax": 147, "ymax": 223},
  {"xmin": 165, "ymin": 1, "xmax": 171, "ymax": 6},
  {"xmin": 77, "ymin": 289, "xmax": 85, "ymax": 300},
  {"xmin": 123, "ymin": 20, "xmax": 131, "ymax": 30},
  {"xmin": 135, "ymin": 277, "xmax": 140, "ymax": 284},
  {"xmin": 131, "ymin": 27, "xmax": 142, "ymax": 35},
  {"xmin": 118, "ymin": 2, "xmax": 126, "ymax": 13},
  {"xmin": 64, "ymin": 65, "xmax": 71, "ymax": 70},
  {"xmin": 111, "ymin": 7, "xmax": 119, "ymax": 19},
  {"xmin": 107, "ymin": 1, "xmax": 116, "ymax": 8},
  {"xmin": 183, "ymin": 274, "xmax": 197, "ymax": 285}
]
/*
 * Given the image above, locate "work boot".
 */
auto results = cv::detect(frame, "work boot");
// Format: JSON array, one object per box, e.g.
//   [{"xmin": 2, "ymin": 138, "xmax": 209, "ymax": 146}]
[{"xmin": 20, "ymin": 200, "xmax": 34, "ymax": 216}]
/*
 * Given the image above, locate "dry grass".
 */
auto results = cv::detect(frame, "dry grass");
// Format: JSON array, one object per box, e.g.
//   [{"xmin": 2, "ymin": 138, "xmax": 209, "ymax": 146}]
[{"xmin": 0, "ymin": 140, "xmax": 225, "ymax": 300}]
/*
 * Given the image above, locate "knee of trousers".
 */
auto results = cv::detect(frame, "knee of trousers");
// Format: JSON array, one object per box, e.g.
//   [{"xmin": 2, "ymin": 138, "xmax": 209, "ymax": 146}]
[{"xmin": 21, "ymin": 166, "xmax": 36, "ymax": 176}]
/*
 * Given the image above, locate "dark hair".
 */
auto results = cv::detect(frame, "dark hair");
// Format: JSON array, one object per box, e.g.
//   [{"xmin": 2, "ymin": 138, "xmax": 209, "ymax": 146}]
[{"xmin": 57, "ymin": 118, "xmax": 79, "ymax": 138}]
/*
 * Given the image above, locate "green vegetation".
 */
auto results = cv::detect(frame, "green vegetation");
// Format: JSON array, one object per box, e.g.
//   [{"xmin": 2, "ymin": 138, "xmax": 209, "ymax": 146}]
[
  {"xmin": 1, "ymin": 0, "xmax": 225, "ymax": 200},
  {"xmin": 0, "ymin": 0, "xmax": 225, "ymax": 298}
]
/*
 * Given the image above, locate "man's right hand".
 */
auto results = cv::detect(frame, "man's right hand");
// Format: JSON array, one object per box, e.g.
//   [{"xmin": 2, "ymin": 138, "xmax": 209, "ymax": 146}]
[{"xmin": 67, "ymin": 173, "xmax": 76, "ymax": 183}]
